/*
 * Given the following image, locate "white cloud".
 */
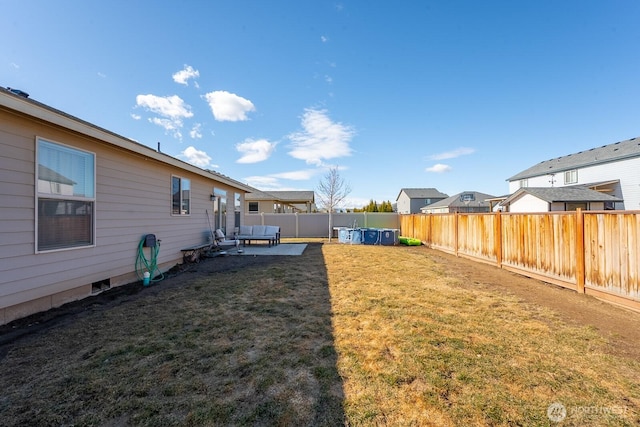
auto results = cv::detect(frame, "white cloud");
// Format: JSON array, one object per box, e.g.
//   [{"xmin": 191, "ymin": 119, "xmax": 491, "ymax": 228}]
[
  {"xmin": 243, "ymin": 175, "xmax": 280, "ymax": 190},
  {"xmin": 270, "ymin": 169, "xmax": 317, "ymax": 180},
  {"xmin": 429, "ymin": 147, "xmax": 475, "ymax": 160},
  {"xmin": 150, "ymin": 117, "xmax": 182, "ymax": 139},
  {"xmin": 10, "ymin": 62, "xmax": 19, "ymax": 69},
  {"xmin": 180, "ymin": 146, "xmax": 212, "ymax": 168},
  {"xmin": 190, "ymin": 123, "xmax": 202, "ymax": 139},
  {"xmin": 343, "ymin": 197, "xmax": 370, "ymax": 209},
  {"xmin": 136, "ymin": 94, "xmax": 193, "ymax": 119},
  {"xmin": 130, "ymin": 113, "xmax": 141, "ymax": 120},
  {"xmin": 426, "ymin": 164, "xmax": 452, "ymax": 173},
  {"xmin": 288, "ymin": 108, "xmax": 354, "ymax": 165},
  {"xmin": 97, "ymin": 72, "xmax": 106, "ymax": 78},
  {"xmin": 135, "ymin": 94, "xmax": 193, "ymax": 139},
  {"xmin": 325, "ymin": 75, "xmax": 333, "ymax": 84},
  {"xmin": 236, "ymin": 138, "xmax": 276, "ymax": 164},
  {"xmin": 321, "ymin": 35, "xmax": 328, "ymax": 43},
  {"xmin": 172, "ymin": 65, "xmax": 200, "ymax": 85},
  {"xmin": 203, "ymin": 90, "xmax": 255, "ymax": 122},
  {"xmin": 240, "ymin": 169, "xmax": 317, "ymax": 193}
]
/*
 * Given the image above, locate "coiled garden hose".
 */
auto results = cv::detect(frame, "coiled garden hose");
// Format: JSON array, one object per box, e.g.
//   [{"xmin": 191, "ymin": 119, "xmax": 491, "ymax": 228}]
[{"xmin": 135, "ymin": 237, "xmax": 164, "ymax": 284}]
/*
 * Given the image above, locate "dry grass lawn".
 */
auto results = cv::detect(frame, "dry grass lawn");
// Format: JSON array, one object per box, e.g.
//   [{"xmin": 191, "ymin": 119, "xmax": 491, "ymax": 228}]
[{"xmin": 0, "ymin": 241, "xmax": 638, "ymax": 426}]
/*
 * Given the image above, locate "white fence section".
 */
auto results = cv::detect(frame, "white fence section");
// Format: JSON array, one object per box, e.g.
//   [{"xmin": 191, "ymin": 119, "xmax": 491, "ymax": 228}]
[{"xmin": 242, "ymin": 212, "xmax": 401, "ymax": 238}]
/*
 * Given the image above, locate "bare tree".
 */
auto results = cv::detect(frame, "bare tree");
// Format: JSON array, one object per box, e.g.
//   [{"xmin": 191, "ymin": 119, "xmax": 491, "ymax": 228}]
[{"xmin": 316, "ymin": 167, "xmax": 351, "ymax": 240}]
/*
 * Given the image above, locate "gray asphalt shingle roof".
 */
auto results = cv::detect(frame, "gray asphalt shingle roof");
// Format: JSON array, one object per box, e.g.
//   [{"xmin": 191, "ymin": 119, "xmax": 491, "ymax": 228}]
[
  {"xmin": 504, "ymin": 187, "xmax": 622, "ymax": 205},
  {"xmin": 508, "ymin": 137, "xmax": 640, "ymax": 181},
  {"xmin": 422, "ymin": 191, "xmax": 497, "ymax": 209},
  {"xmin": 245, "ymin": 190, "xmax": 315, "ymax": 202},
  {"xmin": 397, "ymin": 188, "xmax": 449, "ymax": 200}
]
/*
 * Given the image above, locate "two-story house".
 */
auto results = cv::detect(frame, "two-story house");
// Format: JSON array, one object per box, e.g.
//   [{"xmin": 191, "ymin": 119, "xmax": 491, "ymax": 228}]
[
  {"xmin": 396, "ymin": 188, "xmax": 448, "ymax": 214},
  {"xmin": 506, "ymin": 136, "xmax": 640, "ymax": 211}
]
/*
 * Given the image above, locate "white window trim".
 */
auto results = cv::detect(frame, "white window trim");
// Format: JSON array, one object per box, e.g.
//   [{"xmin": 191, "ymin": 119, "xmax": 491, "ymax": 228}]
[
  {"xmin": 564, "ymin": 169, "xmax": 578, "ymax": 185},
  {"xmin": 35, "ymin": 137, "xmax": 96, "ymax": 253},
  {"xmin": 171, "ymin": 175, "xmax": 191, "ymax": 216}
]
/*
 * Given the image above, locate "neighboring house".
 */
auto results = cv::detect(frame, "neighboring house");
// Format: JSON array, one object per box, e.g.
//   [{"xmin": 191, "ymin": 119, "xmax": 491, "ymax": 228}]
[
  {"xmin": 0, "ymin": 88, "xmax": 254, "ymax": 325},
  {"xmin": 507, "ymin": 136, "xmax": 640, "ymax": 210},
  {"xmin": 245, "ymin": 190, "xmax": 315, "ymax": 214},
  {"xmin": 420, "ymin": 191, "xmax": 497, "ymax": 214},
  {"xmin": 396, "ymin": 188, "xmax": 448, "ymax": 214},
  {"xmin": 500, "ymin": 187, "xmax": 622, "ymax": 213}
]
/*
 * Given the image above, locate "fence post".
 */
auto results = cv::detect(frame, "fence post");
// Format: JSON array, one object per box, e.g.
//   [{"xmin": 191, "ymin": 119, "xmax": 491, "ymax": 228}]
[
  {"xmin": 576, "ymin": 208, "xmax": 585, "ymax": 293},
  {"xmin": 454, "ymin": 211, "xmax": 459, "ymax": 257},
  {"xmin": 495, "ymin": 211, "xmax": 502, "ymax": 268}
]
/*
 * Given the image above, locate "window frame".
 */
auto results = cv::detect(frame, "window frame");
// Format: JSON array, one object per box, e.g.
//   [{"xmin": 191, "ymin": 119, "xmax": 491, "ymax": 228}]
[
  {"xmin": 35, "ymin": 137, "xmax": 96, "ymax": 253},
  {"xmin": 213, "ymin": 187, "xmax": 227, "ymax": 232},
  {"xmin": 564, "ymin": 169, "xmax": 578, "ymax": 185},
  {"xmin": 171, "ymin": 175, "xmax": 191, "ymax": 216},
  {"xmin": 248, "ymin": 201, "xmax": 259, "ymax": 213}
]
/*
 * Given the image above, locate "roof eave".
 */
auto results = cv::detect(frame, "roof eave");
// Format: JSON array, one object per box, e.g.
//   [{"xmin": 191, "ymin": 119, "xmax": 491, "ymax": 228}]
[{"xmin": 0, "ymin": 89, "xmax": 254, "ymax": 193}]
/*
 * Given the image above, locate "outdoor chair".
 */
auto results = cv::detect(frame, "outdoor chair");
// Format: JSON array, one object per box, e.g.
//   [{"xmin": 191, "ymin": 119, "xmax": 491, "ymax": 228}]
[{"xmin": 213, "ymin": 229, "xmax": 240, "ymax": 252}]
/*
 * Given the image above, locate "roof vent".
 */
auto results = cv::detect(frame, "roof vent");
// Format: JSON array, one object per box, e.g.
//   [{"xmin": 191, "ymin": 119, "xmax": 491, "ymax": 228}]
[{"xmin": 6, "ymin": 87, "xmax": 29, "ymax": 98}]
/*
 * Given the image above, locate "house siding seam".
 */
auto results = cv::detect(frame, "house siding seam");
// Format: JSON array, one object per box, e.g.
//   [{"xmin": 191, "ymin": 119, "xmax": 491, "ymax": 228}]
[{"xmin": 0, "ymin": 104, "xmax": 246, "ymax": 324}]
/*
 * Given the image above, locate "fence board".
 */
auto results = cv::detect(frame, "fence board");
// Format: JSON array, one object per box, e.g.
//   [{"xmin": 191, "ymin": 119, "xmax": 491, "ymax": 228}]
[
  {"xmin": 584, "ymin": 212, "xmax": 640, "ymax": 300},
  {"xmin": 457, "ymin": 213, "xmax": 497, "ymax": 263},
  {"xmin": 401, "ymin": 210, "xmax": 640, "ymax": 311}
]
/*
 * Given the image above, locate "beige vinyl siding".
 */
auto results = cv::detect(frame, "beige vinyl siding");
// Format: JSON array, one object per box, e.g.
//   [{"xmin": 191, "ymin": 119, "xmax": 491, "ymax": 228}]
[
  {"xmin": 0, "ymin": 125, "xmax": 35, "ymax": 260},
  {"xmin": 0, "ymin": 106, "xmax": 242, "ymax": 320}
]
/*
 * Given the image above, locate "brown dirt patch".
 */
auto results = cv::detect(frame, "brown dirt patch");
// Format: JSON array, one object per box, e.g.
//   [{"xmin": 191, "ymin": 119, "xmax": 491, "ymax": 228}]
[
  {"xmin": 2, "ymin": 246, "xmax": 639, "ymax": 362},
  {"xmin": 423, "ymin": 247, "xmax": 640, "ymax": 361}
]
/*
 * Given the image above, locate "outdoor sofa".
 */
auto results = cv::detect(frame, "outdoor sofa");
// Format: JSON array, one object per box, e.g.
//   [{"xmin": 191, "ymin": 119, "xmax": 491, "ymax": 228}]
[{"xmin": 236, "ymin": 225, "xmax": 280, "ymax": 247}]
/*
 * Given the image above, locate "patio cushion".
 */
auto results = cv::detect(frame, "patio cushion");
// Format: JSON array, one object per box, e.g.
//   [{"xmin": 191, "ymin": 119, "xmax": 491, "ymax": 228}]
[
  {"xmin": 265, "ymin": 225, "xmax": 279, "ymax": 236},
  {"xmin": 252, "ymin": 225, "xmax": 267, "ymax": 236},
  {"xmin": 239, "ymin": 225, "xmax": 252, "ymax": 235}
]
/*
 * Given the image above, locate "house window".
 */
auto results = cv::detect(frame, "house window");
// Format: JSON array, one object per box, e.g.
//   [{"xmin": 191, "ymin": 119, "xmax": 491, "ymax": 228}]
[
  {"xmin": 519, "ymin": 179, "xmax": 528, "ymax": 188},
  {"xmin": 564, "ymin": 170, "xmax": 578, "ymax": 184},
  {"xmin": 36, "ymin": 138, "xmax": 95, "ymax": 252},
  {"xmin": 460, "ymin": 193, "xmax": 475, "ymax": 202},
  {"xmin": 248, "ymin": 202, "xmax": 259, "ymax": 213},
  {"xmin": 234, "ymin": 193, "xmax": 241, "ymax": 228},
  {"xmin": 172, "ymin": 176, "xmax": 190, "ymax": 215},
  {"xmin": 213, "ymin": 187, "xmax": 227, "ymax": 232},
  {"xmin": 566, "ymin": 202, "xmax": 587, "ymax": 211},
  {"xmin": 424, "ymin": 198, "xmax": 432, "ymax": 205}
]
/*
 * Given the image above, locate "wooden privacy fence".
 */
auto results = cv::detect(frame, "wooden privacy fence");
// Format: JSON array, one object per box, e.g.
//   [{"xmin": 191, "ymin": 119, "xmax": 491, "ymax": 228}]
[{"xmin": 401, "ymin": 210, "xmax": 640, "ymax": 312}]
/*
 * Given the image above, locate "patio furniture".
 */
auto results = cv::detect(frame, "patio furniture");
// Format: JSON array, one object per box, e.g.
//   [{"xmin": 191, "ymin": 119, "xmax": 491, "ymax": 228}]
[
  {"xmin": 214, "ymin": 229, "xmax": 240, "ymax": 252},
  {"xmin": 235, "ymin": 225, "xmax": 280, "ymax": 247}
]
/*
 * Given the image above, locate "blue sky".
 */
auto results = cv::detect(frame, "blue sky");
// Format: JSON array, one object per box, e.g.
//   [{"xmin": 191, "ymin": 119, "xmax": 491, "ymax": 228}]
[{"xmin": 3, "ymin": 1, "xmax": 640, "ymax": 208}]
